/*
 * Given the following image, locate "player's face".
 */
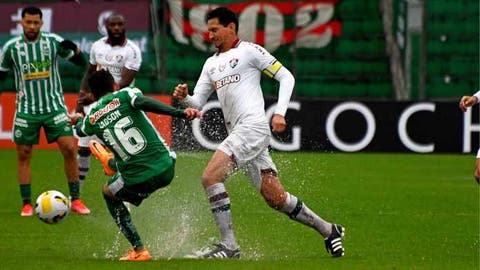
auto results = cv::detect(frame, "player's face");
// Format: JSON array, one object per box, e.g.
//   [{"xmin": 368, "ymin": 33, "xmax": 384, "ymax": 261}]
[
  {"xmin": 207, "ymin": 18, "xmax": 235, "ymax": 51},
  {"xmin": 106, "ymin": 16, "xmax": 126, "ymax": 39},
  {"xmin": 21, "ymin": 13, "xmax": 43, "ymax": 41}
]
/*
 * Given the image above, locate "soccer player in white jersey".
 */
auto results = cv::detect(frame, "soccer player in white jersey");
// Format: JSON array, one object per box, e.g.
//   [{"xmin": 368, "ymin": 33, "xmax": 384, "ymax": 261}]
[
  {"xmin": 173, "ymin": 7, "xmax": 345, "ymax": 258},
  {"xmin": 459, "ymin": 90, "xmax": 480, "ymax": 183},
  {"xmin": 75, "ymin": 13, "xmax": 142, "ymax": 188},
  {"xmin": 0, "ymin": 6, "xmax": 90, "ymax": 216}
]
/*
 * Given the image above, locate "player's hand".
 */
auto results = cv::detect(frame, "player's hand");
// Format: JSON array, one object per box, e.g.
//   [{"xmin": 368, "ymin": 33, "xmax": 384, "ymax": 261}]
[
  {"xmin": 173, "ymin": 83, "xmax": 188, "ymax": 100},
  {"xmin": 459, "ymin": 96, "xmax": 478, "ymax": 112},
  {"xmin": 271, "ymin": 114, "xmax": 287, "ymax": 133},
  {"xmin": 79, "ymin": 89, "xmax": 95, "ymax": 104},
  {"xmin": 60, "ymin": 40, "xmax": 78, "ymax": 51},
  {"xmin": 184, "ymin": 108, "xmax": 202, "ymax": 120},
  {"xmin": 67, "ymin": 112, "xmax": 84, "ymax": 125}
]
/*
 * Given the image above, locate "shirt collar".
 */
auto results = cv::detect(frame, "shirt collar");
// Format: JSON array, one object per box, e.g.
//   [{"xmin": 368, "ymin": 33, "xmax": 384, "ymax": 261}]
[{"xmin": 216, "ymin": 38, "xmax": 241, "ymax": 55}]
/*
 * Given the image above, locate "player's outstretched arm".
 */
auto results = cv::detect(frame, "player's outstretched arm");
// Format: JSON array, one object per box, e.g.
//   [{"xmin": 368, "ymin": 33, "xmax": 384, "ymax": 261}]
[
  {"xmin": 183, "ymin": 108, "xmax": 203, "ymax": 120},
  {"xmin": 67, "ymin": 112, "xmax": 84, "ymax": 126},
  {"xmin": 134, "ymin": 95, "xmax": 201, "ymax": 119},
  {"xmin": 60, "ymin": 40, "xmax": 87, "ymax": 67}
]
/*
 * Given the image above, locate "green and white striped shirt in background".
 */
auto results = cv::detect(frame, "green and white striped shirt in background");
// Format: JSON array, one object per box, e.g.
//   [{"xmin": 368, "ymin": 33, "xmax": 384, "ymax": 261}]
[{"xmin": 0, "ymin": 32, "xmax": 74, "ymax": 114}]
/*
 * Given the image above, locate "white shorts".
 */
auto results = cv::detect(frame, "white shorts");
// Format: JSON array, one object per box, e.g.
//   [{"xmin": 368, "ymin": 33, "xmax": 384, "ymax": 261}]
[
  {"xmin": 477, "ymin": 148, "xmax": 480, "ymax": 158},
  {"xmin": 74, "ymin": 102, "xmax": 101, "ymax": 148},
  {"xmin": 218, "ymin": 126, "xmax": 277, "ymax": 190},
  {"xmin": 76, "ymin": 134, "xmax": 101, "ymax": 148}
]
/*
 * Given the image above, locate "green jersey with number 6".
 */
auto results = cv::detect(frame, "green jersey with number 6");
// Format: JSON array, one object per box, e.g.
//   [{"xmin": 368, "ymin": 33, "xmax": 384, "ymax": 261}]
[
  {"xmin": 0, "ymin": 32, "xmax": 74, "ymax": 114},
  {"xmin": 77, "ymin": 87, "xmax": 176, "ymax": 184}
]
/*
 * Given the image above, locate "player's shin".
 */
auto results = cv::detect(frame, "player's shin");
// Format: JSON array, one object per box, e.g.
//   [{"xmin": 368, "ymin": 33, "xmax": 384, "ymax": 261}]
[
  {"xmin": 68, "ymin": 181, "xmax": 80, "ymax": 201},
  {"xmin": 104, "ymin": 194, "xmax": 144, "ymax": 250},
  {"xmin": 19, "ymin": 184, "xmax": 31, "ymax": 205},
  {"xmin": 77, "ymin": 147, "xmax": 91, "ymax": 190},
  {"xmin": 206, "ymin": 183, "xmax": 238, "ymax": 249},
  {"xmin": 280, "ymin": 192, "xmax": 332, "ymax": 237}
]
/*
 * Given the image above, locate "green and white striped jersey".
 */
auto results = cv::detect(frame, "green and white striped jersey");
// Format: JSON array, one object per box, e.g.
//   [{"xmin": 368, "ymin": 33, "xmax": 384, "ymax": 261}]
[
  {"xmin": 77, "ymin": 87, "xmax": 176, "ymax": 184},
  {"xmin": 0, "ymin": 32, "xmax": 74, "ymax": 114}
]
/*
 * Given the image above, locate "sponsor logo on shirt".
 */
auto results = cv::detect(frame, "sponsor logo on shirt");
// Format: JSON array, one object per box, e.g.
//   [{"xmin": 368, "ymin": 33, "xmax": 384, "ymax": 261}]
[
  {"xmin": 89, "ymin": 98, "xmax": 120, "ymax": 124},
  {"xmin": 213, "ymin": 74, "xmax": 241, "ymax": 90},
  {"xmin": 22, "ymin": 59, "xmax": 51, "ymax": 72},
  {"xmin": 23, "ymin": 71, "xmax": 51, "ymax": 81},
  {"xmin": 22, "ymin": 59, "xmax": 52, "ymax": 80},
  {"xmin": 97, "ymin": 64, "xmax": 122, "ymax": 77}
]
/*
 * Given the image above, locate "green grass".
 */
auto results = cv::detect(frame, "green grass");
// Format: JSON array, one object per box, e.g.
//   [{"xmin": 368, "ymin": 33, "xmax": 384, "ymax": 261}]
[{"xmin": 0, "ymin": 150, "xmax": 478, "ymax": 269}]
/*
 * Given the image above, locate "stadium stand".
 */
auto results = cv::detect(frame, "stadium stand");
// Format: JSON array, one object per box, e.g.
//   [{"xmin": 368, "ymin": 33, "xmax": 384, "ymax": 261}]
[
  {"xmin": 425, "ymin": 0, "xmax": 479, "ymax": 99},
  {"xmin": 1, "ymin": 0, "xmax": 477, "ymax": 100},
  {"xmin": 160, "ymin": 1, "xmax": 393, "ymax": 98}
]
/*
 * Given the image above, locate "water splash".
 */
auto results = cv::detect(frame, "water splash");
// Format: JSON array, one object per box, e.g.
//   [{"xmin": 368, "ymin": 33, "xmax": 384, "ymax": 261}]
[{"xmin": 103, "ymin": 230, "xmax": 123, "ymax": 260}]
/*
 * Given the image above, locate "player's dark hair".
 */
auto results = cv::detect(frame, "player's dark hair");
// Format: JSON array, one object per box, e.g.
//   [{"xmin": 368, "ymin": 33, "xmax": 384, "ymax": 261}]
[
  {"xmin": 106, "ymin": 13, "xmax": 125, "ymax": 24},
  {"xmin": 22, "ymin": 6, "xmax": 42, "ymax": 19},
  {"xmin": 88, "ymin": 70, "xmax": 115, "ymax": 100},
  {"xmin": 206, "ymin": 7, "xmax": 238, "ymax": 34}
]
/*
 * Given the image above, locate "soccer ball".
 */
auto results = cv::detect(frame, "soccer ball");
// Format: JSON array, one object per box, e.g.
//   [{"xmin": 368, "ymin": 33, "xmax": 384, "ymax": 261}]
[{"xmin": 35, "ymin": 190, "xmax": 71, "ymax": 224}]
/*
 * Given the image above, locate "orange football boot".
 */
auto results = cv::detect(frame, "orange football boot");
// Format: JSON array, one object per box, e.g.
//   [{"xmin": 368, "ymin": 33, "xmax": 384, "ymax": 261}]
[
  {"xmin": 88, "ymin": 140, "xmax": 115, "ymax": 176},
  {"xmin": 119, "ymin": 248, "xmax": 151, "ymax": 261}
]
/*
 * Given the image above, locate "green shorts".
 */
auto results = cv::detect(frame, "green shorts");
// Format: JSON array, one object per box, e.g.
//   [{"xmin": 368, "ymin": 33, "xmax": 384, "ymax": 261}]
[
  {"xmin": 107, "ymin": 160, "xmax": 175, "ymax": 206},
  {"xmin": 13, "ymin": 110, "xmax": 73, "ymax": 145}
]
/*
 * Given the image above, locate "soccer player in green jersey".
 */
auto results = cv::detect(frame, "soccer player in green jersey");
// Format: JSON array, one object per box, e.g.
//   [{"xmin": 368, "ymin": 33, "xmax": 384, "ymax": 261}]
[
  {"xmin": 69, "ymin": 70, "xmax": 201, "ymax": 261},
  {"xmin": 75, "ymin": 13, "xmax": 142, "ymax": 193},
  {"xmin": 0, "ymin": 6, "xmax": 91, "ymax": 216}
]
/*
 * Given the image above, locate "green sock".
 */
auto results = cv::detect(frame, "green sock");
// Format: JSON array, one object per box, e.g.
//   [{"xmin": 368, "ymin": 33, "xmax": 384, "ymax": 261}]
[
  {"xmin": 104, "ymin": 196, "xmax": 143, "ymax": 250},
  {"xmin": 20, "ymin": 184, "xmax": 31, "ymax": 205},
  {"xmin": 68, "ymin": 182, "xmax": 80, "ymax": 200},
  {"xmin": 108, "ymin": 158, "xmax": 117, "ymax": 172}
]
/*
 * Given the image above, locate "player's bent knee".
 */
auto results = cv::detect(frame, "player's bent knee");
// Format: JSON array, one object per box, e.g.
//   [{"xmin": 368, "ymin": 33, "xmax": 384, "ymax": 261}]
[
  {"xmin": 102, "ymin": 185, "xmax": 115, "ymax": 200},
  {"xmin": 263, "ymin": 192, "xmax": 287, "ymax": 210},
  {"xmin": 59, "ymin": 145, "xmax": 76, "ymax": 158},
  {"xmin": 201, "ymin": 172, "xmax": 221, "ymax": 187},
  {"xmin": 17, "ymin": 148, "xmax": 32, "ymax": 161}
]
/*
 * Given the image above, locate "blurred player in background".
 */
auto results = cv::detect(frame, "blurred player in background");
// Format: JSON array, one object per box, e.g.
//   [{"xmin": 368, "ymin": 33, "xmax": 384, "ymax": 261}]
[
  {"xmin": 173, "ymin": 7, "xmax": 345, "ymax": 258},
  {"xmin": 76, "ymin": 13, "xmax": 141, "ymax": 192},
  {"xmin": 0, "ymin": 6, "xmax": 90, "ymax": 216},
  {"xmin": 70, "ymin": 70, "xmax": 201, "ymax": 261},
  {"xmin": 459, "ymin": 90, "xmax": 480, "ymax": 183}
]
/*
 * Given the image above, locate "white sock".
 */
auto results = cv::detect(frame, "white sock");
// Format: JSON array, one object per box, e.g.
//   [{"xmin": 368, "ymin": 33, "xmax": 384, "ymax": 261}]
[
  {"xmin": 206, "ymin": 183, "xmax": 238, "ymax": 250},
  {"xmin": 280, "ymin": 192, "xmax": 332, "ymax": 237}
]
